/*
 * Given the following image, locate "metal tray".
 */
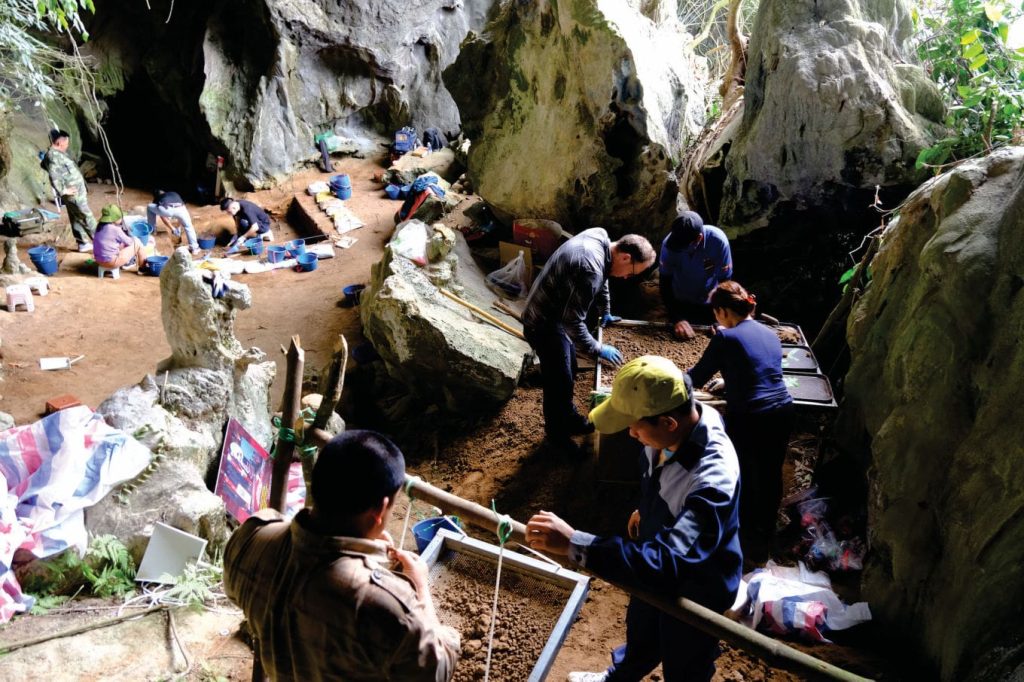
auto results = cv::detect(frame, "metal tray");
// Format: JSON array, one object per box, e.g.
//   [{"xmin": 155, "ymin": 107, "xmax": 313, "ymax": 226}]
[
  {"xmin": 780, "ymin": 344, "xmax": 820, "ymax": 373},
  {"xmin": 783, "ymin": 372, "xmax": 837, "ymax": 408},
  {"xmin": 422, "ymin": 530, "xmax": 590, "ymax": 682}
]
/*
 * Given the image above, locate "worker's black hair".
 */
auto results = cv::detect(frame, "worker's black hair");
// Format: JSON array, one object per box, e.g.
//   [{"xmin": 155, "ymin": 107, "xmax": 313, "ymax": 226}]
[
  {"xmin": 615, "ymin": 234, "xmax": 655, "ymax": 265},
  {"xmin": 219, "ymin": 197, "xmax": 235, "ymax": 211},
  {"xmin": 311, "ymin": 430, "xmax": 406, "ymax": 519},
  {"xmin": 49, "ymin": 129, "xmax": 70, "ymax": 144}
]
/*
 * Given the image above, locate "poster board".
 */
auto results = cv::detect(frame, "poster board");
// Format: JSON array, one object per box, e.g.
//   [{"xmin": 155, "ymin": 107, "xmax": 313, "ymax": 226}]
[{"xmin": 214, "ymin": 418, "xmax": 273, "ymax": 523}]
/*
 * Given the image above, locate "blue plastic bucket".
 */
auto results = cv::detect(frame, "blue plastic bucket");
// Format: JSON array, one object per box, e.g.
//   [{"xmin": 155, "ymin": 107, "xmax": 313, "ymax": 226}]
[
  {"xmin": 412, "ymin": 517, "xmax": 463, "ymax": 553},
  {"xmin": 266, "ymin": 245, "xmax": 288, "ymax": 263},
  {"xmin": 286, "ymin": 239, "xmax": 306, "ymax": 258},
  {"xmin": 197, "ymin": 234, "xmax": 216, "ymax": 250},
  {"xmin": 28, "ymin": 245, "xmax": 58, "ymax": 276},
  {"xmin": 131, "ymin": 221, "xmax": 154, "ymax": 245},
  {"xmin": 384, "ymin": 184, "xmax": 401, "ymax": 200},
  {"xmin": 296, "ymin": 253, "xmax": 318, "ymax": 272},
  {"xmin": 332, "ymin": 174, "xmax": 352, "ymax": 200},
  {"xmin": 246, "ymin": 238, "xmax": 265, "ymax": 256},
  {"xmin": 146, "ymin": 255, "xmax": 169, "ymax": 276},
  {"xmin": 342, "ymin": 283, "xmax": 366, "ymax": 307}
]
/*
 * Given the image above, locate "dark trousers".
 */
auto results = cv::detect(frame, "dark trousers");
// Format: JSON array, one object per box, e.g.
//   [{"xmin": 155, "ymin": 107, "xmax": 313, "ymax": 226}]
[
  {"xmin": 725, "ymin": 403, "xmax": 796, "ymax": 557},
  {"xmin": 524, "ymin": 325, "xmax": 584, "ymax": 439},
  {"xmin": 606, "ymin": 597, "xmax": 720, "ymax": 682}
]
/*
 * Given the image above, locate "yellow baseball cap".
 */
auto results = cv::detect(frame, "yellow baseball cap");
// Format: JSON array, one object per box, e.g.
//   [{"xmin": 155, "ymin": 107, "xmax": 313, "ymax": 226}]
[{"xmin": 589, "ymin": 355, "xmax": 692, "ymax": 433}]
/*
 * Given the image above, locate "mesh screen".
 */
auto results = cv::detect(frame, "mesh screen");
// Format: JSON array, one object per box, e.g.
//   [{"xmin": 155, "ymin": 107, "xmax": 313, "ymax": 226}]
[{"xmin": 428, "ymin": 547, "xmax": 575, "ymax": 681}]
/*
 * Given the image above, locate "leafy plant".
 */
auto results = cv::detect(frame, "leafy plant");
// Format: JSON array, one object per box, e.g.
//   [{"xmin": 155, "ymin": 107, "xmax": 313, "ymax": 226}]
[
  {"xmin": 29, "ymin": 593, "xmax": 70, "ymax": 615},
  {"xmin": 158, "ymin": 559, "xmax": 224, "ymax": 612},
  {"xmin": 26, "ymin": 534, "xmax": 136, "ymax": 601},
  {"xmin": 913, "ymin": 0, "xmax": 1024, "ymax": 169}
]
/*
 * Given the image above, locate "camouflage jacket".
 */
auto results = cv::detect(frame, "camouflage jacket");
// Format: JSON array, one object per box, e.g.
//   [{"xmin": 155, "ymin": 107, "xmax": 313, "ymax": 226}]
[{"xmin": 41, "ymin": 148, "xmax": 86, "ymax": 197}]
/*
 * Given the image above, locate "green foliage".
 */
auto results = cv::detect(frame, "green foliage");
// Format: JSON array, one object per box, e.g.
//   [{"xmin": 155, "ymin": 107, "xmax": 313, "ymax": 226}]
[
  {"xmin": 0, "ymin": 0, "xmax": 94, "ymax": 113},
  {"xmin": 913, "ymin": 0, "xmax": 1024, "ymax": 169},
  {"xmin": 29, "ymin": 593, "xmax": 70, "ymax": 615},
  {"xmin": 158, "ymin": 560, "xmax": 224, "ymax": 612},
  {"xmin": 26, "ymin": 534, "xmax": 136, "ymax": 602}
]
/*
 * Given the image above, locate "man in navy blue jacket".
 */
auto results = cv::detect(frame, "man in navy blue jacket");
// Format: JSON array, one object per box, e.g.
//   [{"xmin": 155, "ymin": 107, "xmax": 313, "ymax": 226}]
[{"xmin": 527, "ymin": 355, "xmax": 742, "ymax": 682}]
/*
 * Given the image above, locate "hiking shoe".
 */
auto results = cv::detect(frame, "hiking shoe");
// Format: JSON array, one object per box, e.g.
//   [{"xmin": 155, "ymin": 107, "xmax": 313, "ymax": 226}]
[
  {"xmin": 567, "ymin": 673, "xmax": 608, "ymax": 682},
  {"xmin": 261, "ymin": 230, "xmax": 273, "ymax": 242},
  {"xmin": 189, "ymin": 245, "xmax": 201, "ymax": 255},
  {"xmin": 77, "ymin": 242, "xmax": 92, "ymax": 252}
]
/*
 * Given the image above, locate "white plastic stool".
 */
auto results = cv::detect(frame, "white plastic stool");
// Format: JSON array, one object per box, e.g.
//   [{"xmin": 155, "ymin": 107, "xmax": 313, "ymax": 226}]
[
  {"xmin": 24, "ymin": 277, "xmax": 49, "ymax": 296},
  {"xmin": 97, "ymin": 265, "xmax": 121, "ymax": 280},
  {"xmin": 5, "ymin": 284, "xmax": 34, "ymax": 312}
]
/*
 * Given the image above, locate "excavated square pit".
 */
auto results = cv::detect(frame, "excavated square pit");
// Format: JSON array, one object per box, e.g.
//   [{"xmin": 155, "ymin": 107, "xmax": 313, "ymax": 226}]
[{"xmin": 423, "ymin": 530, "xmax": 589, "ymax": 682}]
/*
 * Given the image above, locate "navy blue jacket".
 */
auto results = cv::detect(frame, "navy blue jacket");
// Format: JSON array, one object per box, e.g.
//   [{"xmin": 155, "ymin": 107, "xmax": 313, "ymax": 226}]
[
  {"xmin": 569, "ymin": 404, "xmax": 742, "ymax": 611},
  {"xmin": 689, "ymin": 319, "xmax": 793, "ymax": 415}
]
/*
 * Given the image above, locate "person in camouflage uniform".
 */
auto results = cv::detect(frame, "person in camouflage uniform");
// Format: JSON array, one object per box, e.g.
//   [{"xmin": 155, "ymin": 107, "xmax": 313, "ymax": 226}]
[{"xmin": 41, "ymin": 129, "xmax": 96, "ymax": 251}]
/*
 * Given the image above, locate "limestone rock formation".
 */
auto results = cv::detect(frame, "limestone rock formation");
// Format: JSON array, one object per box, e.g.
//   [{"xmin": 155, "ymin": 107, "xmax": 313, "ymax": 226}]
[
  {"xmin": 444, "ymin": 0, "xmax": 706, "ymax": 236},
  {"xmin": 843, "ymin": 148, "xmax": 1024, "ymax": 680},
  {"xmin": 2, "ymin": 239, "xmax": 31, "ymax": 275},
  {"xmin": 719, "ymin": 0, "xmax": 943, "ymax": 234},
  {"xmin": 198, "ymin": 0, "xmax": 496, "ymax": 187},
  {"xmin": 361, "ymin": 222, "xmax": 531, "ymax": 409},
  {"xmin": 89, "ymin": 249, "xmax": 277, "ymax": 553}
]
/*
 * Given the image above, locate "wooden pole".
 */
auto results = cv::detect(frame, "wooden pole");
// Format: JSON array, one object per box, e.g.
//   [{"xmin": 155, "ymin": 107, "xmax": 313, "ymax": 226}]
[
  {"xmin": 438, "ymin": 288, "xmax": 525, "ymax": 340},
  {"xmin": 269, "ymin": 335, "xmax": 304, "ymax": 513},
  {"xmin": 311, "ymin": 335, "xmax": 348, "ymax": 433},
  {"xmin": 404, "ymin": 476, "xmax": 871, "ymax": 682}
]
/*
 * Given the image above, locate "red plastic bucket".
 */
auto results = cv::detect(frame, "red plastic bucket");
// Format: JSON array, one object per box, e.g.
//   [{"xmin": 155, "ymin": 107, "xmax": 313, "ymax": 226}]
[{"xmin": 512, "ymin": 219, "xmax": 562, "ymax": 259}]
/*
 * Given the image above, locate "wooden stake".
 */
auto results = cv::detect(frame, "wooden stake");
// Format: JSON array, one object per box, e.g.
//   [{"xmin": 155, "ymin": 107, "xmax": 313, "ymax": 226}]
[
  {"xmin": 269, "ymin": 335, "xmax": 304, "ymax": 512},
  {"xmin": 438, "ymin": 288, "xmax": 525, "ymax": 340}
]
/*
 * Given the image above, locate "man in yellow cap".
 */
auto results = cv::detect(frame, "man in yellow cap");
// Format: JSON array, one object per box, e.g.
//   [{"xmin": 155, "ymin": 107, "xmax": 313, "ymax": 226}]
[{"xmin": 526, "ymin": 355, "xmax": 742, "ymax": 682}]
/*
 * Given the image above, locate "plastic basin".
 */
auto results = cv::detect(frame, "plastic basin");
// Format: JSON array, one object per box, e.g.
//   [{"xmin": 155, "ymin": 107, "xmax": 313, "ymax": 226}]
[
  {"xmin": 246, "ymin": 238, "xmax": 265, "ymax": 256},
  {"xmin": 146, "ymin": 255, "xmax": 169, "ymax": 276},
  {"xmin": 286, "ymin": 239, "xmax": 306, "ymax": 258},
  {"xmin": 412, "ymin": 517, "xmax": 463, "ymax": 553},
  {"xmin": 27, "ymin": 245, "xmax": 58, "ymax": 275},
  {"xmin": 296, "ymin": 253, "xmax": 318, "ymax": 272},
  {"xmin": 197, "ymin": 235, "xmax": 216, "ymax": 249},
  {"xmin": 266, "ymin": 245, "xmax": 288, "ymax": 263},
  {"xmin": 342, "ymin": 283, "xmax": 366, "ymax": 307}
]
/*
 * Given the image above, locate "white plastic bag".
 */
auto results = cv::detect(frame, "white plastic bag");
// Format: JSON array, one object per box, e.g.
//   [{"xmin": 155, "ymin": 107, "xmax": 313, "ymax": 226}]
[
  {"xmin": 391, "ymin": 220, "xmax": 430, "ymax": 266},
  {"xmin": 486, "ymin": 250, "xmax": 528, "ymax": 299}
]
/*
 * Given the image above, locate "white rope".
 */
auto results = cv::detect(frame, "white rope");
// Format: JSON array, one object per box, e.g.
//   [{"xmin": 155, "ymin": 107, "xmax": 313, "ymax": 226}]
[
  {"xmin": 483, "ymin": 511, "xmax": 513, "ymax": 682},
  {"xmin": 398, "ymin": 476, "xmax": 421, "ymax": 551}
]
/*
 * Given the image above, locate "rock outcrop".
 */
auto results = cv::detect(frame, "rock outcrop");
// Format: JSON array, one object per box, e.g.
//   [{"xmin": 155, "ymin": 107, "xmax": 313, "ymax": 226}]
[
  {"xmin": 361, "ymin": 221, "xmax": 531, "ymax": 410},
  {"xmin": 444, "ymin": 0, "xmax": 706, "ymax": 236},
  {"xmin": 843, "ymin": 148, "xmax": 1024, "ymax": 680},
  {"xmin": 198, "ymin": 0, "xmax": 496, "ymax": 187},
  {"xmin": 88, "ymin": 249, "xmax": 276, "ymax": 557},
  {"xmin": 719, "ymin": 0, "xmax": 942, "ymax": 234}
]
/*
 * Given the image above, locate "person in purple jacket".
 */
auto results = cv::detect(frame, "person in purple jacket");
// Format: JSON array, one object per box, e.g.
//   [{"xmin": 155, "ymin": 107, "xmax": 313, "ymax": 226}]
[
  {"xmin": 689, "ymin": 280, "xmax": 795, "ymax": 563},
  {"xmin": 92, "ymin": 204, "xmax": 150, "ymax": 274}
]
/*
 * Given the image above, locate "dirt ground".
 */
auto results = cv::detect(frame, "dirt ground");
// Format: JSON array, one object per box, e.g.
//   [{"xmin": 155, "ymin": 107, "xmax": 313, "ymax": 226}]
[{"xmin": 0, "ymin": 155, "xmax": 900, "ymax": 680}]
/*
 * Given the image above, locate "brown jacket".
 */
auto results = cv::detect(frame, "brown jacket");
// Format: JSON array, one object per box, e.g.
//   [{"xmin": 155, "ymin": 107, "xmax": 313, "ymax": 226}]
[{"xmin": 224, "ymin": 509, "xmax": 460, "ymax": 681}]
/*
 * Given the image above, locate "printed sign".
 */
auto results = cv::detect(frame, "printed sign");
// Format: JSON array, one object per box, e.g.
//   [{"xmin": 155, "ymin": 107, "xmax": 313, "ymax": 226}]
[{"xmin": 215, "ymin": 418, "xmax": 273, "ymax": 523}]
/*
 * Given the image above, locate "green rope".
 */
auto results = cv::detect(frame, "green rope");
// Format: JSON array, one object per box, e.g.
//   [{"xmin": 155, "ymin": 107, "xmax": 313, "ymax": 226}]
[{"xmin": 490, "ymin": 499, "xmax": 513, "ymax": 546}]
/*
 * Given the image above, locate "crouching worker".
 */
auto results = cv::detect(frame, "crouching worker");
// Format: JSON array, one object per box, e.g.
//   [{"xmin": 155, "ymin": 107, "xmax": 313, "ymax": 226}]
[
  {"xmin": 224, "ymin": 430, "xmax": 461, "ymax": 681},
  {"xmin": 526, "ymin": 356, "xmax": 742, "ymax": 682},
  {"xmin": 220, "ymin": 197, "xmax": 273, "ymax": 253},
  {"xmin": 93, "ymin": 204, "xmax": 149, "ymax": 274}
]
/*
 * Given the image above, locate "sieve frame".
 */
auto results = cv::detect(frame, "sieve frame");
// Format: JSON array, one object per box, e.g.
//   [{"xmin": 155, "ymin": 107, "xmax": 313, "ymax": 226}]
[{"xmin": 422, "ymin": 529, "xmax": 590, "ymax": 682}]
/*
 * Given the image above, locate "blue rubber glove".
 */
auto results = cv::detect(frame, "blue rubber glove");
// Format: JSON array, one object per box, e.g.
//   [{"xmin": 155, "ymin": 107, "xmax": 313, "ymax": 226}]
[
  {"xmin": 601, "ymin": 313, "xmax": 622, "ymax": 328},
  {"xmin": 598, "ymin": 344, "xmax": 624, "ymax": 366}
]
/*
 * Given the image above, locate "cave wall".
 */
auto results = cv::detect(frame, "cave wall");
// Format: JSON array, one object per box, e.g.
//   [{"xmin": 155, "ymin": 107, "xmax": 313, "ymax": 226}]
[
  {"xmin": 843, "ymin": 147, "xmax": 1024, "ymax": 680},
  {"xmin": 444, "ymin": 0, "xmax": 707, "ymax": 238}
]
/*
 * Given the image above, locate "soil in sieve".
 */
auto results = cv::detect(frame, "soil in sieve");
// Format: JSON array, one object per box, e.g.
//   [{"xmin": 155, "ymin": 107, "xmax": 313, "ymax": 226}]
[
  {"xmin": 599, "ymin": 326, "xmax": 712, "ymax": 388},
  {"xmin": 429, "ymin": 550, "xmax": 568, "ymax": 681}
]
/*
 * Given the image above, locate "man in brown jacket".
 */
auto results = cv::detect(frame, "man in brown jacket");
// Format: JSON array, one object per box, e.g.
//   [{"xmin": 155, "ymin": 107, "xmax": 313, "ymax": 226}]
[{"xmin": 224, "ymin": 430, "xmax": 460, "ymax": 681}]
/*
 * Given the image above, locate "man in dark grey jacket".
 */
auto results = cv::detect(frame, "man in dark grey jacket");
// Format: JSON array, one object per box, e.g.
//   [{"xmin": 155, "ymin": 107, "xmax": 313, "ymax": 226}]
[{"xmin": 522, "ymin": 228, "xmax": 655, "ymax": 455}]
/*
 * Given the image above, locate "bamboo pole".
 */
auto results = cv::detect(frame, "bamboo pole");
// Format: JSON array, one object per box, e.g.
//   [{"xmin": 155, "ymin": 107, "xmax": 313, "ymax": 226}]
[
  {"xmin": 0, "ymin": 605, "xmax": 169, "ymax": 655},
  {"xmin": 404, "ymin": 477, "xmax": 870, "ymax": 682},
  {"xmin": 311, "ymin": 335, "xmax": 348, "ymax": 433},
  {"xmin": 438, "ymin": 288, "xmax": 525, "ymax": 340},
  {"xmin": 269, "ymin": 336, "xmax": 304, "ymax": 513}
]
